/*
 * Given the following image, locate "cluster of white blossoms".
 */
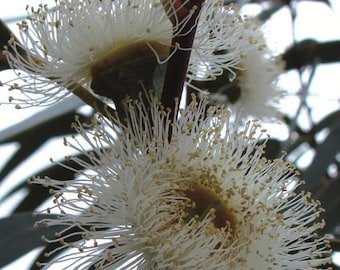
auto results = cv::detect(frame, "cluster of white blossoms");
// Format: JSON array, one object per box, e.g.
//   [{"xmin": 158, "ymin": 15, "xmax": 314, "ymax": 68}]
[
  {"xmin": 0, "ymin": 0, "xmax": 333, "ymax": 269},
  {"xmin": 31, "ymin": 96, "xmax": 331, "ymax": 269},
  {"xmin": 2, "ymin": 0, "xmax": 257, "ymax": 107}
]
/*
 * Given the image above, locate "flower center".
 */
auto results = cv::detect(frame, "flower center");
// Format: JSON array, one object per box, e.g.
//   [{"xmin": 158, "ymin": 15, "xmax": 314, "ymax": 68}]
[
  {"xmin": 191, "ymin": 69, "xmax": 243, "ymax": 104},
  {"xmin": 89, "ymin": 40, "xmax": 170, "ymax": 78},
  {"xmin": 184, "ymin": 183, "xmax": 237, "ymax": 232},
  {"xmin": 88, "ymin": 40, "xmax": 170, "ymax": 115}
]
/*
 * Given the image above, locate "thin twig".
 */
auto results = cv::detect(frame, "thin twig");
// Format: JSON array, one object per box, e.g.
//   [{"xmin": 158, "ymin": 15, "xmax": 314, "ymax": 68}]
[
  {"xmin": 161, "ymin": 1, "xmax": 203, "ymax": 113},
  {"xmin": 71, "ymin": 83, "xmax": 116, "ymax": 119}
]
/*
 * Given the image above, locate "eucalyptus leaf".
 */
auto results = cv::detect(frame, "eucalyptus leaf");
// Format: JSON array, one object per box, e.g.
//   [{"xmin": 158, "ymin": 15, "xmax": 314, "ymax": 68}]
[
  {"xmin": 13, "ymin": 153, "xmax": 88, "ymax": 212},
  {"xmin": 0, "ymin": 96, "xmax": 83, "ymax": 144},
  {"xmin": 0, "ymin": 213, "xmax": 63, "ymax": 268},
  {"xmin": 1, "ymin": 151, "xmax": 90, "ymax": 209},
  {"xmin": 283, "ymin": 40, "xmax": 340, "ymax": 70},
  {"xmin": 0, "ymin": 19, "xmax": 26, "ymax": 71},
  {"xmin": 303, "ymin": 121, "xmax": 340, "ymax": 192},
  {"xmin": 319, "ymin": 177, "xmax": 340, "ymax": 235},
  {"xmin": 313, "ymin": 110, "xmax": 340, "ymax": 134},
  {"xmin": 0, "ymin": 111, "xmax": 90, "ymax": 189}
]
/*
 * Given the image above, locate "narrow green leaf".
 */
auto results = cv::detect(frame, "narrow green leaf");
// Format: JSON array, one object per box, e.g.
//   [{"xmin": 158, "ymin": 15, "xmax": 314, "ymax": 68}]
[
  {"xmin": 283, "ymin": 40, "xmax": 340, "ymax": 70},
  {"xmin": 316, "ymin": 176, "xmax": 340, "ymax": 235},
  {"xmin": 303, "ymin": 121, "xmax": 340, "ymax": 192},
  {"xmin": 0, "ymin": 96, "xmax": 83, "ymax": 144},
  {"xmin": 0, "ymin": 213, "xmax": 63, "ymax": 268}
]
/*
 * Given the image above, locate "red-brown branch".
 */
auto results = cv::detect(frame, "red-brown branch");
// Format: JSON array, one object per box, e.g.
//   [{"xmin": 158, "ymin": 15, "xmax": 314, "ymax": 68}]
[{"xmin": 161, "ymin": 0, "xmax": 203, "ymax": 114}]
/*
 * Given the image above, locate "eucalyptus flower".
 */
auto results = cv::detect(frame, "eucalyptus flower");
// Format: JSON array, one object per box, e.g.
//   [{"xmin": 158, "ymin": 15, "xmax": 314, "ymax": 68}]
[
  {"xmin": 2, "ymin": 0, "xmax": 256, "ymax": 108},
  {"xmin": 195, "ymin": 20, "xmax": 284, "ymax": 121},
  {"xmin": 31, "ymin": 96, "xmax": 331, "ymax": 269}
]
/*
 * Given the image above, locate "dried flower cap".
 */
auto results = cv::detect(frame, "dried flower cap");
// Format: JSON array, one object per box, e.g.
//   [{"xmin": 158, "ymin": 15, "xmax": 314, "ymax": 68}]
[
  {"xmin": 3, "ymin": 0, "xmax": 256, "ymax": 107},
  {"xmin": 31, "ymin": 96, "xmax": 331, "ymax": 269}
]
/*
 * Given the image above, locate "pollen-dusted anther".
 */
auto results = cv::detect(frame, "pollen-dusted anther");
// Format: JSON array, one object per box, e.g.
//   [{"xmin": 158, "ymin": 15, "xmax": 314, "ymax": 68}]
[{"xmin": 161, "ymin": 0, "xmax": 199, "ymax": 26}]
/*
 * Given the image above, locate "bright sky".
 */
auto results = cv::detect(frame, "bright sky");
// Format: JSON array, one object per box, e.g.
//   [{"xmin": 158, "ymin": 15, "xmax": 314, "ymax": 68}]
[{"xmin": 0, "ymin": 0, "xmax": 339, "ymax": 269}]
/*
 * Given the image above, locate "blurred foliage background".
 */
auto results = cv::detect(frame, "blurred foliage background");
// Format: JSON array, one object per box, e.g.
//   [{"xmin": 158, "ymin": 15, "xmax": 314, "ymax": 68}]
[{"xmin": 0, "ymin": 0, "xmax": 339, "ymax": 269}]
